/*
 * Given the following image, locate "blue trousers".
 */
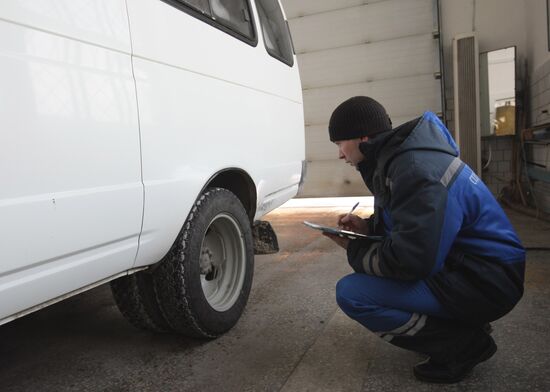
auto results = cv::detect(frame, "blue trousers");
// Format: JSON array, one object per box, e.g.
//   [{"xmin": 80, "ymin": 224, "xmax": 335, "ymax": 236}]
[{"xmin": 336, "ymin": 273, "xmax": 451, "ymax": 335}]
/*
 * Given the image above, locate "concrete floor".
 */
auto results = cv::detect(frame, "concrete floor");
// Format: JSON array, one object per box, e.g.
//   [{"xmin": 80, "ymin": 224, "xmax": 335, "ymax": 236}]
[{"xmin": 0, "ymin": 206, "xmax": 549, "ymax": 391}]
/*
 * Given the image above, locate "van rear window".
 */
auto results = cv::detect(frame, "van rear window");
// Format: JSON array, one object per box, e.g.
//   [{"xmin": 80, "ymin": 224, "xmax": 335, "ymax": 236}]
[
  {"xmin": 255, "ymin": 0, "xmax": 294, "ymax": 66},
  {"xmin": 164, "ymin": 0, "xmax": 256, "ymax": 45}
]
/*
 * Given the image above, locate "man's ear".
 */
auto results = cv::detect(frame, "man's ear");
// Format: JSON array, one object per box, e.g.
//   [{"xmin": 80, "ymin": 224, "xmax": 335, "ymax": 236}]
[{"xmin": 360, "ymin": 136, "xmax": 369, "ymax": 142}]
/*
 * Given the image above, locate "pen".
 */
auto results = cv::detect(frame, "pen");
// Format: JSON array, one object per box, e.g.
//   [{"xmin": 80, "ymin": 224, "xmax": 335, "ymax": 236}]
[{"xmin": 348, "ymin": 201, "xmax": 359, "ymax": 215}]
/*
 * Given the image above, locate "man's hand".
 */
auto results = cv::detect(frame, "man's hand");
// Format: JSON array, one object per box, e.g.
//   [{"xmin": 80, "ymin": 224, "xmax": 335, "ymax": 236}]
[
  {"xmin": 337, "ymin": 213, "xmax": 369, "ymax": 235},
  {"xmin": 323, "ymin": 232, "xmax": 350, "ymax": 249}
]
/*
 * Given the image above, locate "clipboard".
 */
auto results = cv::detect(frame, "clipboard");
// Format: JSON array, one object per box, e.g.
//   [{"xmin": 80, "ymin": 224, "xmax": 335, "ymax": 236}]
[{"xmin": 303, "ymin": 221, "xmax": 384, "ymax": 241}]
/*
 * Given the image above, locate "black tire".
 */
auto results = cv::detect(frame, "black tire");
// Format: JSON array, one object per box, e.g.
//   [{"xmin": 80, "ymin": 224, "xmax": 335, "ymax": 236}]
[
  {"xmin": 152, "ymin": 188, "xmax": 254, "ymax": 338},
  {"xmin": 110, "ymin": 271, "xmax": 172, "ymax": 333}
]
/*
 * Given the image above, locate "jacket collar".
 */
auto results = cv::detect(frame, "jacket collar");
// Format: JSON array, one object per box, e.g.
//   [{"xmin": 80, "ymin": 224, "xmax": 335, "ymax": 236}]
[{"xmin": 356, "ymin": 117, "xmax": 421, "ymax": 196}]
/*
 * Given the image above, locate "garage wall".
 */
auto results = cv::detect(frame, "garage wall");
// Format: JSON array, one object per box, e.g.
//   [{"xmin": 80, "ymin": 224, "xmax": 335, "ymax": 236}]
[
  {"xmin": 526, "ymin": 0, "xmax": 550, "ymax": 74},
  {"xmin": 439, "ymin": 0, "xmax": 527, "ymax": 130},
  {"xmin": 437, "ymin": 0, "xmax": 528, "ymax": 198},
  {"xmin": 525, "ymin": 1, "xmax": 550, "ymax": 213},
  {"xmin": 282, "ymin": 0, "xmax": 443, "ymax": 197},
  {"xmin": 526, "ymin": 0, "xmax": 550, "ymax": 126},
  {"xmin": 282, "ymin": 0, "xmax": 546, "ymax": 199}
]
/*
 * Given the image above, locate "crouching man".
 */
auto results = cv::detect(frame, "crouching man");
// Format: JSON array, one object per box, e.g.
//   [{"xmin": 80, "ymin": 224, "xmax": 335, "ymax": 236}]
[{"xmin": 324, "ymin": 96, "xmax": 525, "ymax": 383}]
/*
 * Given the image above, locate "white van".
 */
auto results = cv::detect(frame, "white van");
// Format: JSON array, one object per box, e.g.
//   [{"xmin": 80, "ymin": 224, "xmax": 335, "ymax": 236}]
[{"xmin": 0, "ymin": 0, "xmax": 305, "ymax": 338}]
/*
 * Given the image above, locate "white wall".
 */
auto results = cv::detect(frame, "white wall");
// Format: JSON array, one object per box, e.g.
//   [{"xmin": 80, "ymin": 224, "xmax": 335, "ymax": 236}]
[
  {"xmin": 439, "ymin": 0, "xmax": 527, "ymax": 127},
  {"xmin": 441, "ymin": 0, "xmax": 526, "ymax": 54},
  {"xmin": 439, "ymin": 0, "xmax": 549, "ymax": 83},
  {"xmin": 526, "ymin": 0, "xmax": 550, "ymax": 76},
  {"xmin": 278, "ymin": 0, "xmax": 548, "ymax": 199},
  {"xmin": 525, "ymin": 0, "xmax": 550, "ymax": 125}
]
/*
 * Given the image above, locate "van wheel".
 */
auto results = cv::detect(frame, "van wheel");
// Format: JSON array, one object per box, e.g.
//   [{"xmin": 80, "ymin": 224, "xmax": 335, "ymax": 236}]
[
  {"xmin": 110, "ymin": 272, "xmax": 172, "ymax": 333},
  {"xmin": 153, "ymin": 188, "xmax": 254, "ymax": 338}
]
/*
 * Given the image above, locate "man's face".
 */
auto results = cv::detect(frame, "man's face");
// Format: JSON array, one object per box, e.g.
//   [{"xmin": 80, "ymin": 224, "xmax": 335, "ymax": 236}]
[{"xmin": 335, "ymin": 137, "xmax": 368, "ymax": 167}]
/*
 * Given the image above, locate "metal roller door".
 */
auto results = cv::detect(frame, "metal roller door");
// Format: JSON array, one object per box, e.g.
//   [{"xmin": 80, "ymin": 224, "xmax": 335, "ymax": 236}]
[{"xmin": 282, "ymin": 0, "xmax": 444, "ymax": 197}]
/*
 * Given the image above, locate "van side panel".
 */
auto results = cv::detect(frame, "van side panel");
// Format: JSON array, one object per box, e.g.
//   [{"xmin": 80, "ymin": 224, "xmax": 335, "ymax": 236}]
[
  {"xmin": 0, "ymin": 1, "xmax": 143, "ymax": 322},
  {"xmin": 126, "ymin": 0, "xmax": 305, "ymax": 267}
]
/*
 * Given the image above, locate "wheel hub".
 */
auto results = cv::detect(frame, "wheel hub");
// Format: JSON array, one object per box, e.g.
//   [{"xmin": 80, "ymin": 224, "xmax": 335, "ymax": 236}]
[{"xmin": 199, "ymin": 214, "xmax": 246, "ymax": 311}]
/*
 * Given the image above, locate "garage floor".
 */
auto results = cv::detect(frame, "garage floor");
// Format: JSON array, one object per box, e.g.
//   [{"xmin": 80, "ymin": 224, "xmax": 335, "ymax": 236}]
[{"xmin": 1, "ymin": 205, "xmax": 549, "ymax": 391}]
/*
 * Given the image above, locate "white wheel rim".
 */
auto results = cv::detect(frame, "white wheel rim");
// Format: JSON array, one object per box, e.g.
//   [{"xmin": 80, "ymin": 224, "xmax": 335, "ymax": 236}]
[{"xmin": 200, "ymin": 213, "xmax": 246, "ymax": 312}]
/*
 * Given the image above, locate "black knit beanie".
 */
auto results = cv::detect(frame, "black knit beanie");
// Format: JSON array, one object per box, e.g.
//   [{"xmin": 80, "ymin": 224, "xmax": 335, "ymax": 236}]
[{"xmin": 328, "ymin": 96, "xmax": 392, "ymax": 142}]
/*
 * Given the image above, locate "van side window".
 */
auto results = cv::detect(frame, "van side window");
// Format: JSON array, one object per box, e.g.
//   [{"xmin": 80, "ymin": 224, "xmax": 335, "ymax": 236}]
[
  {"xmin": 182, "ymin": 0, "xmax": 211, "ymax": 14},
  {"xmin": 255, "ymin": 0, "xmax": 294, "ymax": 66},
  {"xmin": 210, "ymin": 0, "xmax": 254, "ymax": 38},
  {"xmin": 166, "ymin": 0, "xmax": 256, "ymax": 44}
]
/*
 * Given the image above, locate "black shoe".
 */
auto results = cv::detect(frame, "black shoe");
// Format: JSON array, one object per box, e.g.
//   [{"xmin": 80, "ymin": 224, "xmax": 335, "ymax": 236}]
[
  {"xmin": 482, "ymin": 322, "xmax": 493, "ymax": 335},
  {"xmin": 413, "ymin": 334, "xmax": 497, "ymax": 384}
]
